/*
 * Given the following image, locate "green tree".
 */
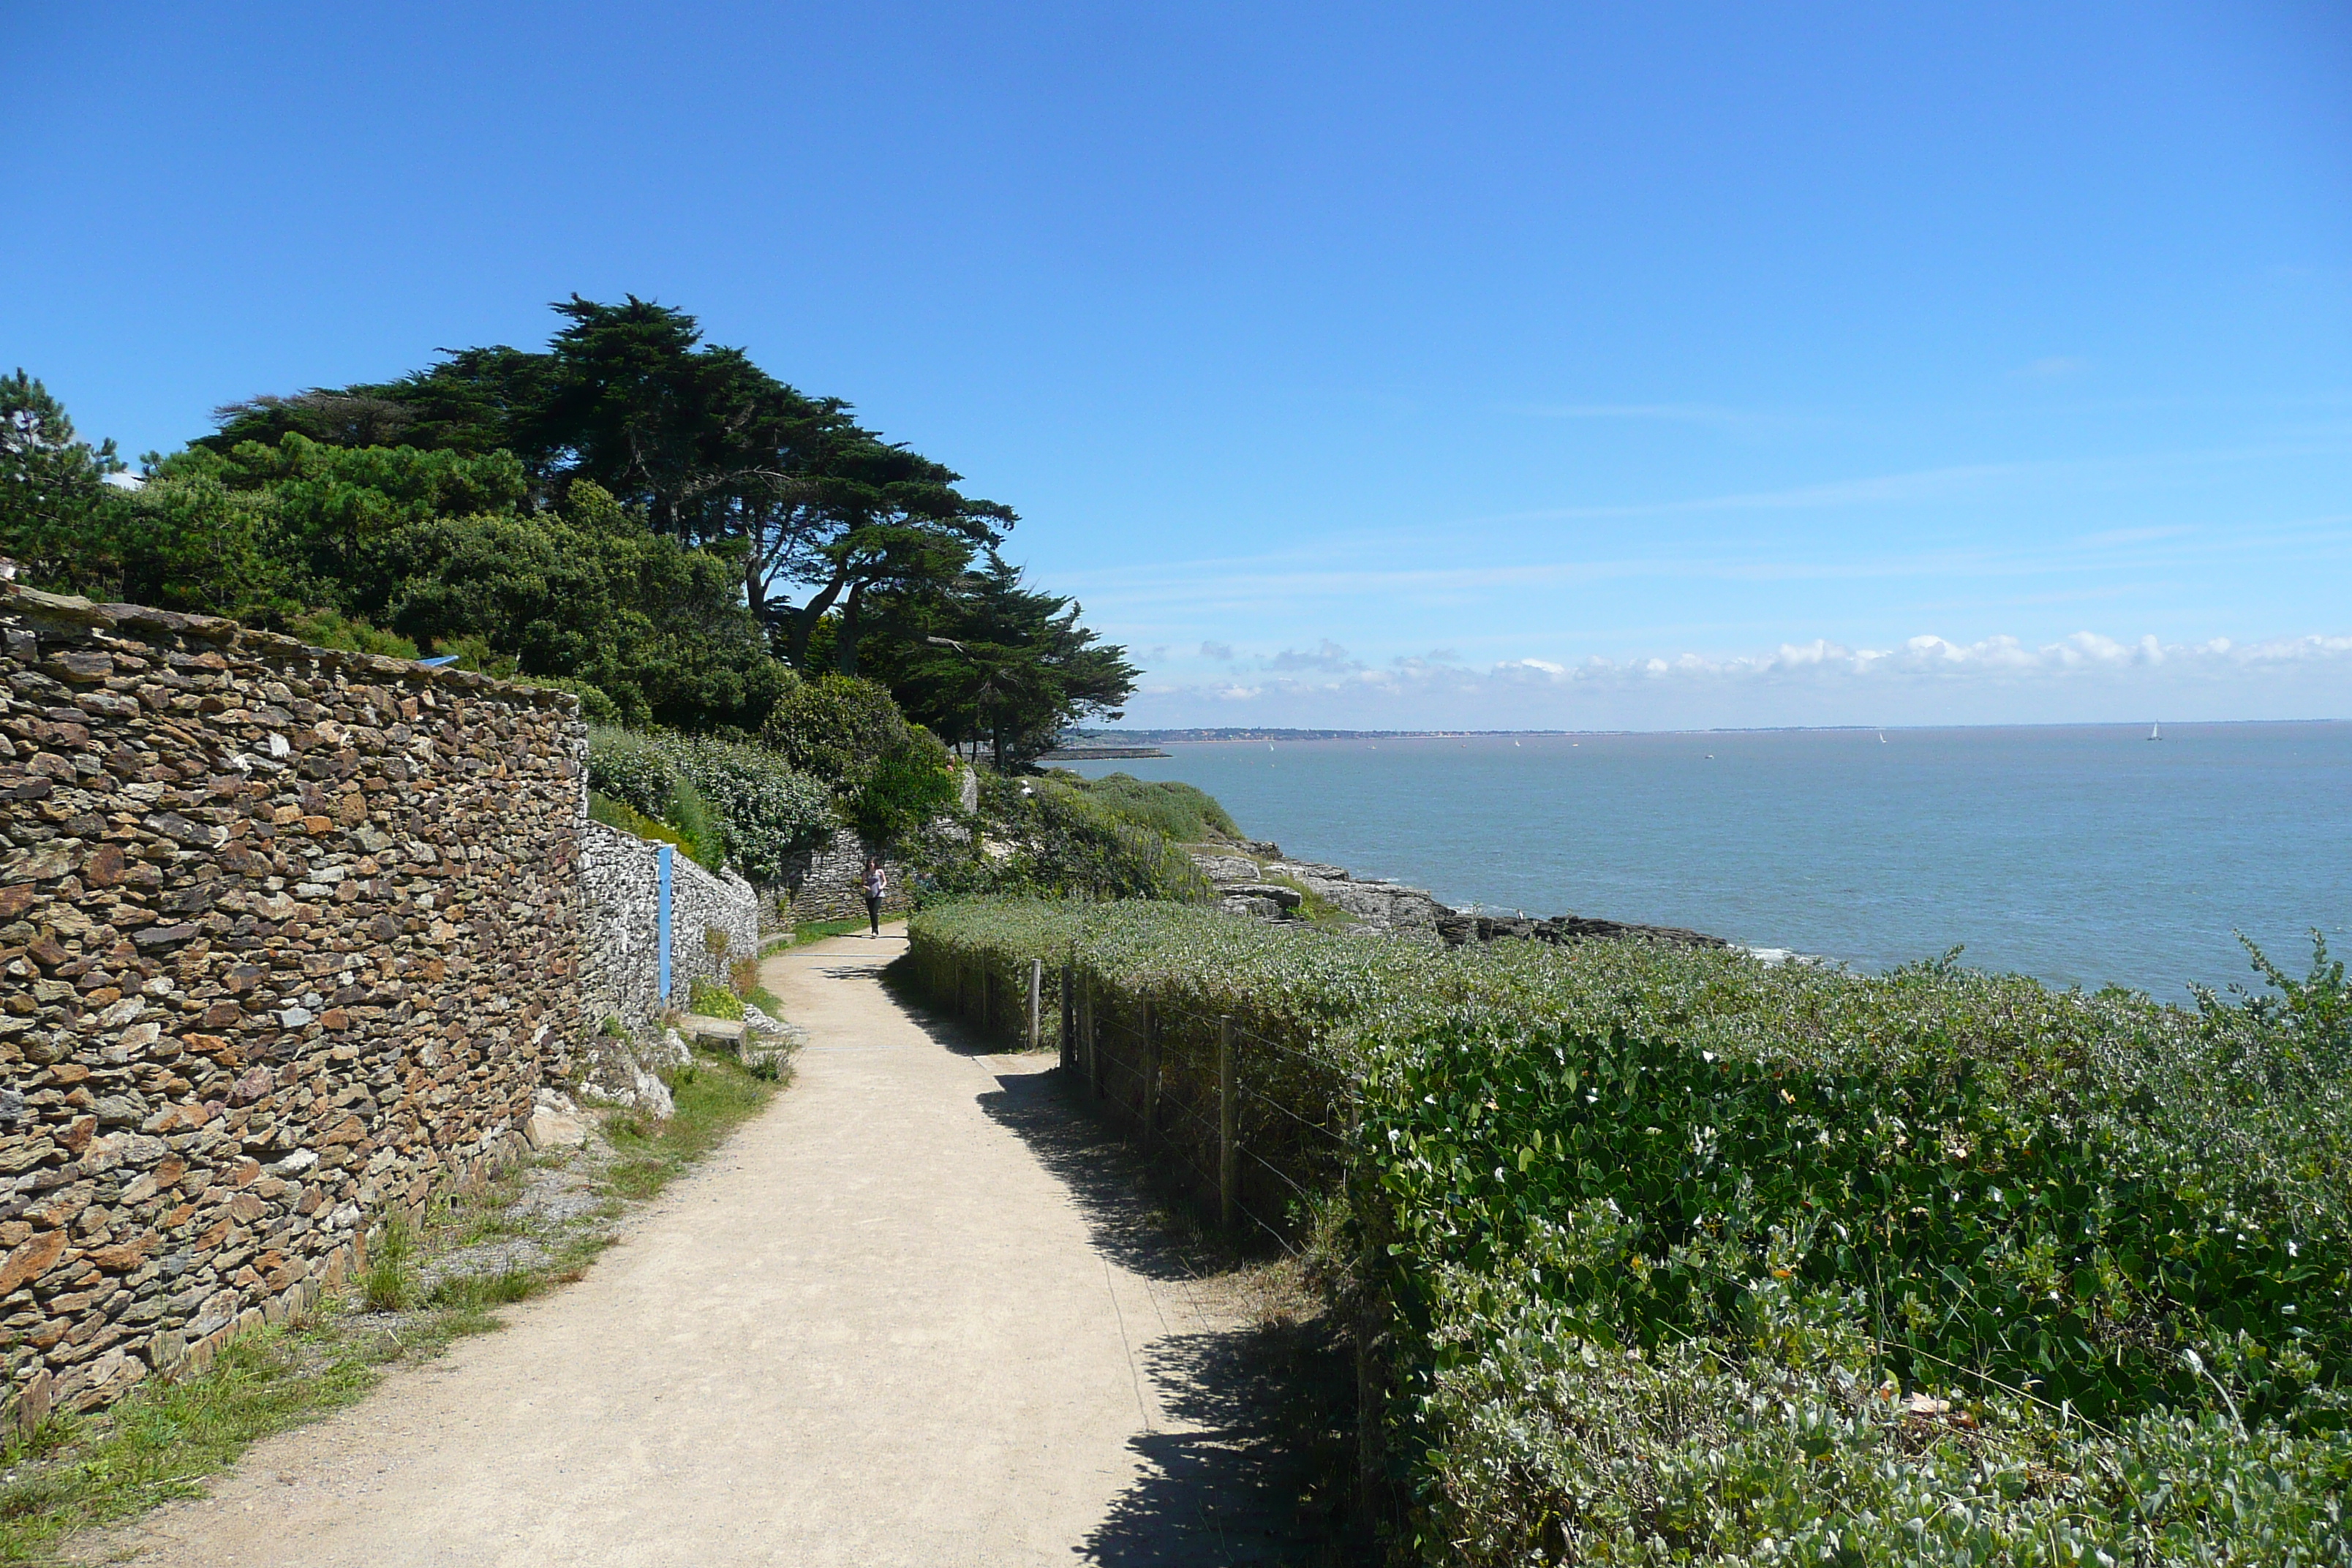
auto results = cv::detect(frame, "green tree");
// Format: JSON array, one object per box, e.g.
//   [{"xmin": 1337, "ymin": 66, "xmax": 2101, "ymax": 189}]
[
  {"xmin": 0, "ymin": 369, "xmax": 126, "ymax": 594},
  {"xmin": 862, "ymin": 555, "xmax": 1137, "ymax": 769},
  {"xmin": 206, "ymin": 296, "xmax": 1014, "ymax": 671}
]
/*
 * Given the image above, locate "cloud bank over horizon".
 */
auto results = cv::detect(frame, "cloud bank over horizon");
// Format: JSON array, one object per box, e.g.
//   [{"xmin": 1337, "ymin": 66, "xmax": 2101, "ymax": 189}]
[{"xmin": 1120, "ymin": 628, "xmax": 2352, "ymax": 731}]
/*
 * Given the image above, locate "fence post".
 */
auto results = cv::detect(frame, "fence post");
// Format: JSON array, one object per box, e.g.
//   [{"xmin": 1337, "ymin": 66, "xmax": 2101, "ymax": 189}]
[
  {"xmin": 1218, "ymin": 1018, "xmax": 1237, "ymax": 1230},
  {"xmin": 1027, "ymin": 958, "xmax": 1042, "ymax": 1051},
  {"xmin": 1085, "ymin": 978, "xmax": 1101, "ymax": 1098},
  {"xmin": 1140, "ymin": 1000, "xmax": 1160, "ymax": 1137},
  {"xmin": 1060, "ymin": 960, "xmax": 1075, "ymax": 1074}
]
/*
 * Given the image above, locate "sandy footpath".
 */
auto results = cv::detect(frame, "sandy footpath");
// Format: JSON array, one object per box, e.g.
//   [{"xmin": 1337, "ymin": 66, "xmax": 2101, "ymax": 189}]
[{"xmin": 89, "ymin": 928, "xmax": 1273, "ymax": 1567}]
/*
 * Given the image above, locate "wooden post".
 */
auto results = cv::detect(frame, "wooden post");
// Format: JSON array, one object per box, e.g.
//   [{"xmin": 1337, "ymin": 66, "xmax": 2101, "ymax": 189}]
[
  {"xmin": 1218, "ymin": 1017, "xmax": 1237, "ymax": 1231},
  {"xmin": 1060, "ymin": 960, "xmax": 1075, "ymax": 1074},
  {"xmin": 1027, "ymin": 958, "xmax": 1042, "ymax": 1052},
  {"xmin": 1141, "ymin": 1000, "xmax": 1159, "ymax": 1137},
  {"xmin": 1085, "ymin": 979, "xmax": 1102, "ymax": 1098}
]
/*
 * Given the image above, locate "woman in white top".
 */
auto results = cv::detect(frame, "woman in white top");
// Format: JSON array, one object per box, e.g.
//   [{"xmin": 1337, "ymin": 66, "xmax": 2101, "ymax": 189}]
[{"xmin": 862, "ymin": 857, "xmax": 886, "ymax": 936}]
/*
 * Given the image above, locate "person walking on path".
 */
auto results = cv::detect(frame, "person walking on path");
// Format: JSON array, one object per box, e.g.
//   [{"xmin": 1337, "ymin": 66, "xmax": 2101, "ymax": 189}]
[{"xmin": 862, "ymin": 856, "xmax": 887, "ymax": 936}]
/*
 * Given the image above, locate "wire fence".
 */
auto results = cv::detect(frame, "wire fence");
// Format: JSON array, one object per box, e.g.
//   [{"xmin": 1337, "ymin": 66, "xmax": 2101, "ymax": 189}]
[{"xmin": 906, "ymin": 941, "xmax": 1360, "ymax": 1251}]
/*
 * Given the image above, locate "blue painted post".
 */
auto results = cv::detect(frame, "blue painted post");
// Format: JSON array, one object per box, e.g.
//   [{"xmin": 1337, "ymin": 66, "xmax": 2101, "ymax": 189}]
[{"xmin": 656, "ymin": 844, "xmax": 673, "ymax": 1002}]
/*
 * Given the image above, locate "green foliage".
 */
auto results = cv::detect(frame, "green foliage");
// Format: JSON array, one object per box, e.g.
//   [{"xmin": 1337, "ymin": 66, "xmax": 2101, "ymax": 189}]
[
  {"xmin": 587, "ymin": 790, "xmax": 691, "ymax": 855},
  {"xmin": 662, "ymin": 776, "xmax": 726, "ymax": 872},
  {"xmin": 845, "ymin": 730, "xmax": 961, "ymax": 847},
  {"xmin": 286, "ymin": 608, "xmax": 420, "ymax": 660},
  {"xmin": 761, "ymin": 674, "xmax": 916, "ymax": 788},
  {"xmin": 663, "ymin": 731, "xmax": 834, "ymax": 880},
  {"xmin": 856, "ymin": 554, "xmax": 1138, "ymax": 766},
  {"xmin": 587, "ymin": 725, "xmax": 831, "ymax": 880},
  {"xmin": 921, "ymin": 775, "xmax": 1212, "ymax": 902},
  {"xmin": 908, "ymin": 901, "xmax": 2352, "ymax": 1562},
  {"xmin": 1063, "ymin": 770, "xmax": 1240, "ymax": 842},
  {"xmin": 686, "ymin": 977, "xmax": 744, "ymax": 1020},
  {"xmin": 0, "ymin": 368, "xmax": 127, "ymax": 596},
  {"xmin": 360, "ymin": 1218, "xmax": 418, "ymax": 1313}
]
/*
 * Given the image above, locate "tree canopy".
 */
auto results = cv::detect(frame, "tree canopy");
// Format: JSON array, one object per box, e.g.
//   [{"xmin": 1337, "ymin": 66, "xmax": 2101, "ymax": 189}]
[{"xmin": 11, "ymin": 297, "xmax": 1137, "ymax": 755}]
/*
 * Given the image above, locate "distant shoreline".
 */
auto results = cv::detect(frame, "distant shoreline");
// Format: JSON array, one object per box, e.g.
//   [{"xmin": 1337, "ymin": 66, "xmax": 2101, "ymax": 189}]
[{"xmin": 1067, "ymin": 717, "xmax": 2347, "ymax": 744}]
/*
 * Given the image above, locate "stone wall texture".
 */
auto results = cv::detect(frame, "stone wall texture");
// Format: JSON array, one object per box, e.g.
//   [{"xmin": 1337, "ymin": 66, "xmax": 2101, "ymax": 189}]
[
  {"xmin": 774, "ymin": 828, "xmax": 911, "ymax": 926},
  {"xmin": 578, "ymin": 820, "xmax": 759, "ymax": 1035},
  {"xmin": 0, "ymin": 587, "xmax": 582, "ymax": 1428}
]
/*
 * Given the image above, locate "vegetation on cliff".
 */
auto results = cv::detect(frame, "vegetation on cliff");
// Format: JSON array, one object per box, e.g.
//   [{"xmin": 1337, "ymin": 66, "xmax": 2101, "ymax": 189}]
[{"xmin": 910, "ymin": 898, "xmax": 2352, "ymax": 1563}]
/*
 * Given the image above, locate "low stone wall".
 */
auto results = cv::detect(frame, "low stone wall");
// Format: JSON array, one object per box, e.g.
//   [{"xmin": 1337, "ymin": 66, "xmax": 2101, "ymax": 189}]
[
  {"xmin": 578, "ymin": 820, "xmax": 760, "ymax": 1036},
  {"xmin": 0, "ymin": 587, "xmax": 581, "ymax": 1427},
  {"xmin": 772, "ymin": 827, "xmax": 911, "ymax": 927}
]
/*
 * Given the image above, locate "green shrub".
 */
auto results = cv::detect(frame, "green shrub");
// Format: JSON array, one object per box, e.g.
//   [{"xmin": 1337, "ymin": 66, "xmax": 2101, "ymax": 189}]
[
  {"xmin": 286, "ymin": 608, "xmax": 420, "ymax": 660},
  {"xmin": 919, "ymin": 774, "xmax": 1210, "ymax": 902},
  {"xmin": 587, "ymin": 791, "xmax": 690, "ymax": 854},
  {"xmin": 908, "ymin": 900, "xmax": 2352, "ymax": 1563},
  {"xmin": 586, "ymin": 727, "xmax": 678, "ymax": 821},
  {"xmin": 848, "ymin": 734, "xmax": 962, "ymax": 846},
  {"xmin": 587, "ymin": 725, "xmax": 831, "ymax": 879},
  {"xmin": 761, "ymin": 674, "xmax": 916, "ymax": 788},
  {"xmin": 1066, "ymin": 771, "xmax": 1240, "ymax": 842},
  {"xmin": 686, "ymin": 977, "xmax": 744, "ymax": 1021},
  {"xmin": 672, "ymin": 731, "xmax": 834, "ymax": 878}
]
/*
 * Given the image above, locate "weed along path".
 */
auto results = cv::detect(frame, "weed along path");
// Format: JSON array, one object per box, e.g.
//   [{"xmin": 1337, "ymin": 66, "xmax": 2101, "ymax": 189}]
[{"xmin": 88, "ymin": 928, "xmax": 1316, "ymax": 1567}]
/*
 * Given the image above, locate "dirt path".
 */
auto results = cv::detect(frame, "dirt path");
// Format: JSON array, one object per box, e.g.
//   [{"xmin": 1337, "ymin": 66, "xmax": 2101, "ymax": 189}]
[{"xmin": 92, "ymin": 930, "xmax": 1314, "ymax": 1567}]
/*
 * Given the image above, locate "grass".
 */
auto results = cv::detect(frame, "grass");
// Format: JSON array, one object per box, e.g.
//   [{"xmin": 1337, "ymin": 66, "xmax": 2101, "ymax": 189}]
[
  {"xmin": 1062, "ymin": 771, "xmax": 1242, "ymax": 843},
  {"xmin": 599, "ymin": 1049, "xmax": 780, "ymax": 1202},
  {"xmin": 760, "ymin": 916, "xmax": 869, "ymax": 957},
  {"xmin": 0, "ymin": 1322, "xmax": 386, "ymax": 1563},
  {"xmin": 0, "ymin": 1053, "xmax": 780, "ymax": 1563}
]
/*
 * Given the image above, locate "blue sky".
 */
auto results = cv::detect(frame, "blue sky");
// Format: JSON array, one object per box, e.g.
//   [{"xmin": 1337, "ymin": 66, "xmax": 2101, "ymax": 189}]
[{"xmin": 7, "ymin": 1, "xmax": 2349, "ymax": 728}]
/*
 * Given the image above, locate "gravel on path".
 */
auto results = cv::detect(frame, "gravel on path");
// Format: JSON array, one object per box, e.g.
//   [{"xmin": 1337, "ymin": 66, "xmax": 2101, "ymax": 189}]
[{"xmin": 88, "ymin": 927, "xmax": 1310, "ymax": 1567}]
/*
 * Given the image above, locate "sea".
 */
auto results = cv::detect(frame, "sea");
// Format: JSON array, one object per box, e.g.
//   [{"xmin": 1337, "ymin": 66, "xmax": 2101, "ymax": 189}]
[{"xmin": 1060, "ymin": 722, "xmax": 2352, "ymax": 1001}]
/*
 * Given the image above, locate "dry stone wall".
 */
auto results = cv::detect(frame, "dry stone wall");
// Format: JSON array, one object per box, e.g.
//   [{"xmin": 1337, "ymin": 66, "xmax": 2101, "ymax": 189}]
[
  {"xmin": 774, "ymin": 827, "xmax": 910, "ymax": 926},
  {"xmin": 0, "ymin": 587, "xmax": 581, "ymax": 1427},
  {"xmin": 578, "ymin": 819, "xmax": 759, "ymax": 1036}
]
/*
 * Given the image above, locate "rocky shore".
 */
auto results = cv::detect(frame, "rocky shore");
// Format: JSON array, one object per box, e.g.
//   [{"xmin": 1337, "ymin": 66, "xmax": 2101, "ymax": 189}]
[{"xmin": 1186, "ymin": 841, "xmax": 1729, "ymax": 952}]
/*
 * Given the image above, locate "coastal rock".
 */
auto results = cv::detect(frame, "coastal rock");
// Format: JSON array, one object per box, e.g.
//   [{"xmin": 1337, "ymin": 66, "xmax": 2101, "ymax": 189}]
[{"xmin": 1436, "ymin": 911, "xmax": 1730, "ymax": 951}]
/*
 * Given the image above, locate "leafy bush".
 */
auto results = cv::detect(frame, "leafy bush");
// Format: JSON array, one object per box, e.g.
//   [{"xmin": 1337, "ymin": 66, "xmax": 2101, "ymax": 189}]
[
  {"xmin": 921, "ymin": 775, "xmax": 1211, "ymax": 902},
  {"xmin": 908, "ymin": 900, "xmax": 2352, "ymax": 1562},
  {"xmin": 761, "ymin": 674, "xmax": 916, "ymax": 788},
  {"xmin": 585, "ymin": 728, "xmax": 677, "ymax": 821},
  {"xmin": 286, "ymin": 608, "xmax": 419, "ymax": 660},
  {"xmin": 663, "ymin": 776, "xmax": 726, "ymax": 873},
  {"xmin": 1064, "ymin": 771, "xmax": 1241, "ymax": 842},
  {"xmin": 587, "ymin": 725, "xmax": 832, "ymax": 879},
  {"xmin": 587, "ymin": 791, "xmax": 690, "ymax": 855},
  {"xmin": 847, "ymin": 732, "xmax": 962, "ymax": 846},
  {"xmin": 665, "ymin": 731, "xmax": 834, "ymax": 880},
  {"xmin": 686, "ymin": 977, "xmax": 744, "ymax": 1021}
]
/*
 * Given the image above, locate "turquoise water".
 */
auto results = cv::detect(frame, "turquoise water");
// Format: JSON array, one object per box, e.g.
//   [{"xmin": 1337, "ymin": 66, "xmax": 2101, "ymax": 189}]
[{"xmin": 1063, "ymin": 723, "xmax": 2352, "ymax": 999}]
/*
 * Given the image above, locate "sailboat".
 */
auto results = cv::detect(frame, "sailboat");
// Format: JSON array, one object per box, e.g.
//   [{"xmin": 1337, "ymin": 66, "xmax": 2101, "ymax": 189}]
[{"xmin": 2148, "ymin": 722, "xmax": 2162, "ymax": 742}]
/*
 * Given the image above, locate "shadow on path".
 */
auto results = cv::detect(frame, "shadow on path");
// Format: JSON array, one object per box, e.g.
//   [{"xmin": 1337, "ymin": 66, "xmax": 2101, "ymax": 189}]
[{"xmin": 873, "ymin": 954, "xmax": 1357, "ymax": 1566}]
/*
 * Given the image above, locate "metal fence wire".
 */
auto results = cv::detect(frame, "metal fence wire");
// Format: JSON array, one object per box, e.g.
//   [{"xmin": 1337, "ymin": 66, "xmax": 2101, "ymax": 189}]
[{"xmin": 907, "ymin": 943, "xmax": 1357, "ymax": 1248}]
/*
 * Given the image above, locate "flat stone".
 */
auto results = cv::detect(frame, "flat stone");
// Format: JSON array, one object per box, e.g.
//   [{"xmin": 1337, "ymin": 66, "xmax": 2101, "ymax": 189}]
[
  {"xmin": 525, "ymin": 1109, "xmax": 587, "ymax": 1150},
  {"xmin": 676, "ymin": 1013, "xmax": 746, "ymax": 1047}
]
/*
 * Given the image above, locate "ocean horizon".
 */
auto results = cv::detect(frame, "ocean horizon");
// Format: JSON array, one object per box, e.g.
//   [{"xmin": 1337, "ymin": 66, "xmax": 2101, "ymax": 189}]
[{"xmin": 1063, "ymin": 720, "xmax": 2352, "ymax": 1000}]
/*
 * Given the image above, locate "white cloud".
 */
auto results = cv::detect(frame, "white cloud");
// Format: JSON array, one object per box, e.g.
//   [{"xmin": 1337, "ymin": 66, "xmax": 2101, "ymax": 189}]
[
  {"xmin": 1264, "ymin": 638, "xmax": 1361, "ymax": 674},
  {"xmin": 1122, "ymin": 629, "xmax": 2352, "ymax": 729}
]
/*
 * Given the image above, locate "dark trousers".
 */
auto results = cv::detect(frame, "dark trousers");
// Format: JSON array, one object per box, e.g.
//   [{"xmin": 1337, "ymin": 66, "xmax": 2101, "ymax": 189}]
[{"xmin": 865, "ymin": 893, "xmax": 882, "ymax": 935}]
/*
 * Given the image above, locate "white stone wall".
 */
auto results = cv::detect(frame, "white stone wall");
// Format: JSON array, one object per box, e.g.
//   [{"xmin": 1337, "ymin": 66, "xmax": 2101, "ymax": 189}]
[{"xmin": 579, "ymin": 821, "xmax": 760, "ymax": 1033}]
